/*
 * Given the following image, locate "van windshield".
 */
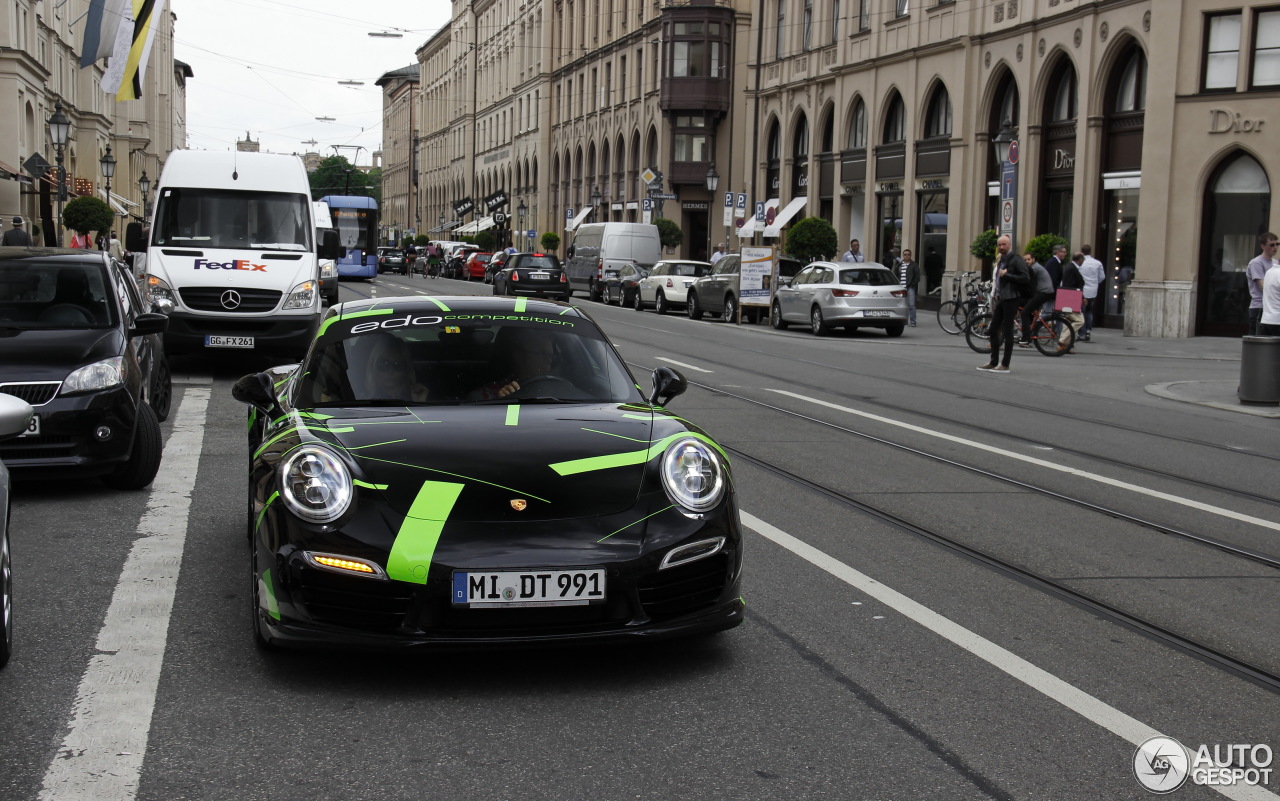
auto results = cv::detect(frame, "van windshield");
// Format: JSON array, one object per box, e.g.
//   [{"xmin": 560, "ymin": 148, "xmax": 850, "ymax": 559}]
[{"xmin": 152, "ymin": 188, "xmax": 312, "ymax": 251}]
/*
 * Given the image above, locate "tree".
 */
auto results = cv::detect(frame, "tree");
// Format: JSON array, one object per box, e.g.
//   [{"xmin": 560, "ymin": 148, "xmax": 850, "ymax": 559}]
[
  {"xmin": 1024, "ymin": 233, "xmax": 1069, "ymax": 266},
  {"xmin": 63, "ymin": 196, "xmax": 114, "ymax": 236},
  {"xmin": 540, "ymin": 232, "xmax": 560, "ymax": 253},
  {"xmin": 309, "ymin": 155, "xmax": 378, "ymax": 201},
  {"xmin": 474, "ymin": 230, "xmax": 496, "ymax": 251},
  {"xmin": 783, "ymin": 217, "xmax": 838, "ymax": 264},
  {"xmin": 970, "ymin": 229, "xmax": 999, "ymax": 262},
  {"xmin": 653, "ymin": 217, "xmax": 683, "ymax": 251}
]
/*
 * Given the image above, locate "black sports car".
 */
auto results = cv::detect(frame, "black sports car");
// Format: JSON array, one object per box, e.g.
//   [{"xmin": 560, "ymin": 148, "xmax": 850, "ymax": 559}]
[
  {"xmin": 0, "ymin": 249, "xmax": 170, "ymax": 489},
  {"xmin": 233, "ymin": 296, "xmax": 743, "ymax": 649}
]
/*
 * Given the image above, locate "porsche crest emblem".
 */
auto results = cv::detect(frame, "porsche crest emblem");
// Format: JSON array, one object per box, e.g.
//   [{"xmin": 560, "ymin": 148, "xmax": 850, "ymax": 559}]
[{"xmin": 509, "ymin": 499, "xmax": 528, "ymax": 511}]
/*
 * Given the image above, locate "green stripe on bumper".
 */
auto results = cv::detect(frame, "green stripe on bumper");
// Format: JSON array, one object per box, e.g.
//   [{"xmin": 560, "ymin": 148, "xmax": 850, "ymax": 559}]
[{"xmin": 386, "ymin": 480, "xmax": 465, "ymax": 584}]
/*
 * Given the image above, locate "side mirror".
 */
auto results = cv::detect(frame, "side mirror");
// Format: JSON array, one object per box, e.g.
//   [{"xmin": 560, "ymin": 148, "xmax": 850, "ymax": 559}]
[
  {"xmin": 778, "ymin": 276, "xmax": 794, "ymax": 288},
  {"xmin": 318, "ymin": 229, "xmax": 344, "ymax": 260},
  {"xmin": 0, "ymin": 393, "xmax": 34, "ymax": 441},
  {"xmin": 566, "ymin": 245, "xmax": 575, "ymax": 258},
  {"xmin": 125, "ymin": 222, "xmax": 144, "ymax": 252},
  {"xmin": 232, "ymin": 372, "xmax": 283, "ymax": 415},
  {"xmin": 130, "ymin": 312, "xmax": 169, "ymax": 337},
  {"xmin": 649, "ymin": 366, "xmax": 687, "ymax": 406}
]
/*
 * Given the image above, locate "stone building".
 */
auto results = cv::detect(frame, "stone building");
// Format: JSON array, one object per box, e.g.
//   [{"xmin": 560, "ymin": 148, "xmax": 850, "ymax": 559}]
[
  {"xmin": 0, "ymin": 1, "xmax": 188, "ymax": 242},
  {"xmin": 376, "ymin": 65, "xmax": 420, "ymax": 243},
  {"xmin": 397, "ymin": 0, "xmax": 1278, "ymax": 336}
]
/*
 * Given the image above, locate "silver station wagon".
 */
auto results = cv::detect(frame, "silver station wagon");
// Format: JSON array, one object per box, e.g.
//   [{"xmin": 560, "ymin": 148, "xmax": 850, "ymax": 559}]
[{"xmin": 770, "ymin": 261, "xmax": 908, "ymax": 336}]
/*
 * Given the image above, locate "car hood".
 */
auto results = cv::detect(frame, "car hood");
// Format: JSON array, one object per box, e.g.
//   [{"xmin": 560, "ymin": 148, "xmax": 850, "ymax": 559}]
[
  {"xmin": 0, "ymin": 328, "xmax": 123, "ymax": 381},
  {"xmin": 302, "ymin": 402, "xmax": 659, "ymax": 523}
]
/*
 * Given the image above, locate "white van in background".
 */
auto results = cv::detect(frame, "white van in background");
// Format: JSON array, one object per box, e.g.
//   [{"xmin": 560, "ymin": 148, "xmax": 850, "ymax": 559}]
[
  {"xmin": 565, "ymin": 223, "xmax": 662, "ymax": 300},
  {"xmin": 126, "ymin": 150, "xmax": 340, "ymax": 359}
]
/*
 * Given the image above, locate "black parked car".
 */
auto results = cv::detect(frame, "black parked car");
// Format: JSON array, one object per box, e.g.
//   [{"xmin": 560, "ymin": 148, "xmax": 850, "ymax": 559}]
[
  {"xmin": 0, "ymin": 392, "xmax": 34, "ymax": 668},
  {"xmin": 0, "ymin": 249, "xmax": 170, "ymax": 490},
  {"xmin": 378, "ymin": 249, "xmax": 409, "ymax": 275},
  {"xmin": 492, "ymin": 252, "xmax": 571, "ymax": 302},
  {"xmin": 601, "ymin": 263, "xmax": 648, "ymax": 307}
]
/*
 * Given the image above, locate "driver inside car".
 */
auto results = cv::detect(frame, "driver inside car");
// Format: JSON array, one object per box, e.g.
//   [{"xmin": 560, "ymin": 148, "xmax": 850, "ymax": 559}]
[{"xmin": 472, "ymin": 326, "xmax": 572, "ymax": 400}]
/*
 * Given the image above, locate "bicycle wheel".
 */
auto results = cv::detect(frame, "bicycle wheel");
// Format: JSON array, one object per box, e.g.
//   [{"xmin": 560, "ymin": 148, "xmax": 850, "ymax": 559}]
[
  {"xmin": 965, "ymin": 313, "xmax": 994, "ymax": 353},
  {"xmin": 1032, "ymin": 313, "xmax": 1076, "ymax": 356},
  {"xmin": 937, "ymin": 300, "xmax": 967, "ymax": 335}
]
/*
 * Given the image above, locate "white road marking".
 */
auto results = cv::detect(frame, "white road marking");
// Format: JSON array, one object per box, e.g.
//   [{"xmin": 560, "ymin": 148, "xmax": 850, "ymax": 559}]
[
  {"xmin": 39, "ymin": 388, "xmax": 210, "ymax": 801},
  {"xmin": 655, "ymin": 356, "xmax": 713, "ymax": 373},
  {"xmin": 741, "ymin": 511, "xmax": 1279, "ymax": 801},
  {"xmin": 767, "ymin": 389, "xmax": 1280, "ymax": 533}
]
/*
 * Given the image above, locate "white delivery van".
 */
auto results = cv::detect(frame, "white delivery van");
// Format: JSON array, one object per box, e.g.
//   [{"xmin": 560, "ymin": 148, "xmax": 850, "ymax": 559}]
[
  {"xmin": 126, "ymin": 151, "xmax": 339, "ymax": 358},
  {"xmin": 565, "ymin": 222, "xmax": 662, "ymax": 300}
]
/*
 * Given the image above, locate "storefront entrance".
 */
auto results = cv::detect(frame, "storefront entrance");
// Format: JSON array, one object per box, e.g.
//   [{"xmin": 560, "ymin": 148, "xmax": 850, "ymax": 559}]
[{"xmin": 1197, "ymin": 153, "xmax": 1271, "ymax": 337}]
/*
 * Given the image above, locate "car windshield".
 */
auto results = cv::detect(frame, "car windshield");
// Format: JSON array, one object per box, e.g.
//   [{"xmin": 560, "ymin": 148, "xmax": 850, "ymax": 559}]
[
  {"xmin": 839, "ymin": 268, "xmax": 900, "ymax": 286},
  {"xmin": 0, "ymin": 260, "xmax": 115, "ymax": 329},
  {"xmin": 671, "ymin": 263, "xmax": 712, "ymax": 277},
  {"xmin": 152, "ymin": 187, "xmax": 312, "ymax": 251},
  {"xmin": 298, "ymin": 312, "xmax": 644, "ymax": 406},
  {"xmin": 517, "ymin": 256, "xmax": 560, "ymax": 270}
]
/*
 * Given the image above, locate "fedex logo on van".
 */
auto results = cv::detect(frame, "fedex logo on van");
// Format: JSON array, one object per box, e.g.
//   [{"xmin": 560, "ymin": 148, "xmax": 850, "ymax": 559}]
[{"xmin": 194, "ymin": 259, "xmax": 267, "ymax": 272}]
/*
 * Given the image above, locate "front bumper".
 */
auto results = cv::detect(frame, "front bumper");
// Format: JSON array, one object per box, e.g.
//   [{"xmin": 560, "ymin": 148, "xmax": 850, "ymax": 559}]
[
  {"xmin": 164, "ymin": 310, "xmax": 319, "ymax": 358},
  {"xmin": 0, "ymin": 386, "xmax": 138, "ymax": 475},
  {"xmin": 252, "ymin": 491, "xmax": 744, "ymax": 650}
]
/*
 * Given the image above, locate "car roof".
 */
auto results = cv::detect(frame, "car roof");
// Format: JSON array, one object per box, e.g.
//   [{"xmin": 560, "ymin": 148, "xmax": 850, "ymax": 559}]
[
  {"xmin": 0, "ymin": 247, "xmax": 111, "ymax": 263},
  {"xmin": 327, "ymin": 295, "xmax": 584, "ymax": 318},
  {"xmin": 807, "ymin": 260, "xmax": 891, "ymax": 270},
  {"xmin": 657, "ymin": 259, "xmax": 712, "ymax": 266}
]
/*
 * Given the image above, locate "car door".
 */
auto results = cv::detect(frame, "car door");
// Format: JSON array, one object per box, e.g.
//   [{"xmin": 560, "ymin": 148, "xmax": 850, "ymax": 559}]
[
  {"xmin": 791, "ymin": 266, "xmax": 823, "ymax": 320},
  {"xmin": 640, "ymin": 262, "xmax": 663, "ymax": 304},
  {"xmin": 706, "ymin": 256, "xmax": 737, "ymax": 313},
  {"xmin": 777, "ymin": 266, "xmax": 811, "ymax": 321}
]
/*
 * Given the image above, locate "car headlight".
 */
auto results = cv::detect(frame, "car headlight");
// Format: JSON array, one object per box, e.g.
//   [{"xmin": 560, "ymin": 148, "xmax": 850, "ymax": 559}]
[
  {"xmin": 319, "ymin": 260, "xmax": 337, "ymax": 279},
  {"xmin": 660, "ymin": 437, "xmax": 725, "ymax": 514},
  {"xmin": 283, "ymin": 280, "xmax": 316, "ymax": 310},
  {"xmin": 145, "ymin": 274, "xmax": 175, "ymax": 303},
  {"xmin": 61, "ymin": 356, "xmax": 125, "ymax": 395},
  {"xmin": 279, "ymin": 446, "xmax": 352, "ymax": 523}
]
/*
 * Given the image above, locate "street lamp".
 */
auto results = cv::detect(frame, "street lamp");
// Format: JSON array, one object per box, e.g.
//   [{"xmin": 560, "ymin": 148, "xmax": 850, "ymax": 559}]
[
  {"xmin": 100, "ymin": 145, "xmax": 116, "ymax": 228},
  {"xmin": 705, "ymin": 162, "xmax": 720, "ymax": 261},
  {"xmin": 990, "ymin": 119, "xmax": 1017, "ymax": 166},
  {"xmin": 48, "ymin": 99, "xmax": 71, "ymax": 245},
  {"xmin": 138, "ymin": 170, "xmax": 151, "ymax": 221},
  {"xmin": 517, "ymin": 197, "xmax": 527, "ymax": 247},
  {"xmin": 590, "ymin": 185, "xmax": 601, "ymax": 222},
  {"xmin": 991, "ymin": 119, "xmax": 1017, "ymax": 244}
]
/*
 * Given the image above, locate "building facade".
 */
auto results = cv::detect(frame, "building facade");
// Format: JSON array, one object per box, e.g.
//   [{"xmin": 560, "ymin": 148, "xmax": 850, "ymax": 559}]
[
  {"xmin": 393, "ymin": 0, "xmax": 1277, "ymax": 336},
  {"xmin": 376, "ymin": 65, "xmax": 419, "ymax": 243},
  {"xmin": 0, "ymin": 1, "xmax": 188, "ymax": 243}
]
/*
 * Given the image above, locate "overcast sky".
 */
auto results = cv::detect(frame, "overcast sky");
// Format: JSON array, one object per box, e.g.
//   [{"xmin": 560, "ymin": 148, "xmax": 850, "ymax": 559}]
[{"xmin": 171, "ymin": 0, "xmax": 449, "ymax": 166}]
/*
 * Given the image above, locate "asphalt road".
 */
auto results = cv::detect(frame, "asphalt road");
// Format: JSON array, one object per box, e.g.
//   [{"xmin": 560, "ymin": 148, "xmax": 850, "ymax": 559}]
[{"xmin": 3, "ymin": 272, "xmax": 1277, "ymax": 801}]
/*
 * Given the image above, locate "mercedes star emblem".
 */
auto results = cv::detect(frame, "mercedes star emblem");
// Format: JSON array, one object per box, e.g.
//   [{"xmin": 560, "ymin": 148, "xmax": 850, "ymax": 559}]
[{"xmin": 221, "ymin": 290, "xmax": 242, "ymax": 310}]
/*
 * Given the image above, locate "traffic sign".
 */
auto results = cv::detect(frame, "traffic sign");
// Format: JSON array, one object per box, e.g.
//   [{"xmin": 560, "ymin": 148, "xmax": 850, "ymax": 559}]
[
  {"xmin": 1008, "ymin": 139, "xmax": 1020, "ymax": 166},
  {"xmin": 650, "ymin": 192, "xmax": 676, "ymax": 200},
  {"xmin": 493, "ymin": 212, "xmax": 507, "ymax": 223},
  {"xmin": 1001, "ymin": 200, "xmax": 1013, "ymax": 225}
]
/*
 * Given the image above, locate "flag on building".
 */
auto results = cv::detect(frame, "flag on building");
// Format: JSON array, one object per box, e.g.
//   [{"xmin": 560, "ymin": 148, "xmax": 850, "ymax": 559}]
[
  {"xmin": 99, "ymin": 0, "xmax": 165, "ymax": 101},
  {"xmin": 79, "ymin": 0, "xmax": 132, "ymax": 67}
]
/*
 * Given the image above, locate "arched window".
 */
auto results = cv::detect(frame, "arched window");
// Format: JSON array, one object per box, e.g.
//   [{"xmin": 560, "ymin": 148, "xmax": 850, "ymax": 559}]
[
  {"xmin": 794, "ymin": 115, "xmax": 809, "ymax": 159},
  {"xmin": 924, "ymin": 85, "xmax": 952, "ymax": 138},
  {"xmin": 767, "ymin": 121, "xmax": 781, "ymax": 161},
  {"xmin": 1048, "ymin": 64, "xmax": 1077, "ymax": 122},
  {"xmin": 883, "ymin": 93, "xmax": 905, "ymax": 143},
  {"xmin": 1114, "ymin": 49, "xmax": 1147, "ymax": 113},
  {"xmin": 848, "ymin": 99, "xmax": 867, "ymax": 149}
]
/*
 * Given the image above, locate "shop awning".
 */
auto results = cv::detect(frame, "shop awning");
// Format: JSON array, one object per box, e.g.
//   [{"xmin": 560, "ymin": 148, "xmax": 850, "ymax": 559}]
[
  {"xmin": 455, "ymin": 219, "xmax": 481, "ymax": 235},
  {"xmin": 473, "ymin": 215, "xmax": 496, "ymax": 232},
  {"xmin": 0, "ymin": 160, "xmax": 33, "ymax": 185},
  {"xmin": 565, "ymin": 205, "xmax": 593, "ymax": 232},
  {"xmin": 763, "ymin": 196, "xmax": 808, "ymax": 237},
  {"xmin": 99, "ymin": 190, "xmax": 139, "ymax": 216}
]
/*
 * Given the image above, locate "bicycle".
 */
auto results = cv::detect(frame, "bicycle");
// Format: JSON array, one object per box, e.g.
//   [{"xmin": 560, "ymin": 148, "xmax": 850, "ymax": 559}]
[
  {"xmin": 965, "ymin": 304, "xmax": 1076, "ymax": 356},
  {"xmin": 937, "ymin": 272, "xmax": 989, "ymax": 335}
]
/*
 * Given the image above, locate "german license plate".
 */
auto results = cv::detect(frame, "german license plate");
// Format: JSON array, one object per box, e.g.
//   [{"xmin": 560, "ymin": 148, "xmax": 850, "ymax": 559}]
[
  {"xmin": 530, "ymin": 272, "xmax": 550, "ymax": 280},
  {"xmin": 18, "ymin": 414, "xmax": 39, "ymax": 438},
  {"xmin": 206, "ymin": 335, "xmax": 255, "ymax": 348},
  {"xmin": 452, "ymin": 568, "xmax": 605, "ymax": 607},
  {"xmin": 864, "ymin": 310, "xmax": 892, "ymax": 317}
]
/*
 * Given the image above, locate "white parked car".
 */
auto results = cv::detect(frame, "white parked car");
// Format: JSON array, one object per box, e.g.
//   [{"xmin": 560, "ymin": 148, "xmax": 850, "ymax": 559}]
[{"xmin": 633, "ymin": 260, "xmax": 714, "ymax": 315}]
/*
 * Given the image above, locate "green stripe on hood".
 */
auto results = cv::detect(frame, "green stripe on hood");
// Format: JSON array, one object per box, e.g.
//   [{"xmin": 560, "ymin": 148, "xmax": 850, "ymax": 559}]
[{"xmin": 386, "ymin": 480, "xmax": 465, "ymax": 583}]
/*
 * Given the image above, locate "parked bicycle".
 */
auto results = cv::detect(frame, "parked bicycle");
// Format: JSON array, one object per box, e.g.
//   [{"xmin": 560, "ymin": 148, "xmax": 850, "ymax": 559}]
[
  {"xmin": 965, "ymin": 304, "xmax": 1076, "ymax": 356},
  {"xmin": 937, "ymin": 272, "xmax": 989, "ymax": 335}
]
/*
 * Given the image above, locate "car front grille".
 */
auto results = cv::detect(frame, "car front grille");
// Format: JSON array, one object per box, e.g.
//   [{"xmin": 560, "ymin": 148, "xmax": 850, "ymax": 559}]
[
  {"xmin": 637, "ymin": 553, "xmax": 729, "ymax": 620},
  {"xmin": 296, "ymin": 569, "xmax": 415, "ymax": 631},
  {"xmin": 0, "ymin": 435, "xmax": 75, "ymax": 460},
  {"xmin": 179, "ymin": 287, "xmax": 283, "ymax": 313},
  {"xmin": 0, "ymin": 382, "xmax": 61, "ymax": 406}
]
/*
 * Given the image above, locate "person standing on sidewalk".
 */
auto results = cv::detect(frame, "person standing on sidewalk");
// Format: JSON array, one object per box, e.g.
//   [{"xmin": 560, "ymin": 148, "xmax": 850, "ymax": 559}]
[
  {"xmin": 978, "ymin": 235, "xmax": 1029, "ymax": 373},
  {"xmin": 1078, "ymin": 245, "xmax": 1106, "ymax": 340},
  {"xmin": 1260, "ymin": 259, "xmax": 1280, "ymax": 335},
  {"xmin": 1247, "ymin": 233, "xmax": 1278, "ymax": 335},
  {"xmin": 1043, "ymin": 243, "xmax": 1067, "ymax": 291},
  {"xmin": 1, "ymin": 217, "xmax": 31, "ymax": 246},
  {"xmin": 899, "ymin": 248, "xmax": 921, "ymax": 327},
  {"xmin": 842, "ymin": 239, "xmax": 865, "ymax": 262}
]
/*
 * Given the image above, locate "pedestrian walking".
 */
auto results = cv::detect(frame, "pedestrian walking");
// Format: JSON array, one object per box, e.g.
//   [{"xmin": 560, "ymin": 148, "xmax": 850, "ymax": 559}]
[
  {"xmin": 1, "ymin": 217, "xmax": 32, "ymax": 247},
  {"xmin": 1078, "ymin": 244, "xmax": 1105, "ymax": 340},
  {"xmin": 108, "ymin": 231, "xmax": 125, "ymax": 261},
  {"xmin": 1018, "ymin": 253, "xmax": 1054, "ymax": 346},
  {"xmin": 841, "ymin": 239, "xmax": 865, "ymax": 263},
  {"xmin": 898, "ymin": 248, "xmax": 921, "ymax": 326},
  {"xmin": 1247, "ymin": 232, "xmax": 1278, "ymax": 335},
  {"xmin": 978, "ymin": 234, "xmax": 1029, "ymax": 373}
]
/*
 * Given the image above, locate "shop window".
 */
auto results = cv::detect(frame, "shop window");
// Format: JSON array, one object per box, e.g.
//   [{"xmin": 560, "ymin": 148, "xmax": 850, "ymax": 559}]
[
  {"xmin": 1203, "ymin": 12, "xmax": 1242, "ymax": 91},
  {"xmin": 1252, "ymin": 9, "xmax": 1280, "ymax": 88},
  {"xmin": 1199, "ymin": 152, "xmax": 1272, "ymax": 334}
]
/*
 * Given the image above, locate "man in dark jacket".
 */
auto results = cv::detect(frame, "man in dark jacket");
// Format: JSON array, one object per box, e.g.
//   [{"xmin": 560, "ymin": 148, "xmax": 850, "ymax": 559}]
[
  {"xmin": 1, "ymin": 217, "xmax": 32, "ymax": 247},
  {"xmin": 978, "ymin": 234, "xmax": 1029, "ymax": 373},
  {"xmin": 1043, "ymin": 243, "xmax": 1066, "ymax": 291}
]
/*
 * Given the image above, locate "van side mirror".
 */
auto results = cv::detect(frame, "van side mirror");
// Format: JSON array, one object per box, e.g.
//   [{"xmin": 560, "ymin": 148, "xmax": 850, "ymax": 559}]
[
  {"xmin": 125, "ymin": 222, "xmax": 144, "ymax": 252},
  {"xmin": 318, "ymin": 229, "xmax": 344, "ymax": 260},
  {"xmin": 649, "ymin": 366, "xmax": 687, "ymax": 406},
  {"xmin": 566, "ymin": 245, "xmax": 575, "ymax": 258}
]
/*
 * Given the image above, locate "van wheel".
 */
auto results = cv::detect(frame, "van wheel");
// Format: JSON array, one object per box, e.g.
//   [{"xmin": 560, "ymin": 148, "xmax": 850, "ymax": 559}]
[
  {"xmin": 590, "ymin": 284, "xmax": 603, "ymax": 303},
  {"xmin": 687, "ymin": 293, "xmax": 704, "ymax": 320}
]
